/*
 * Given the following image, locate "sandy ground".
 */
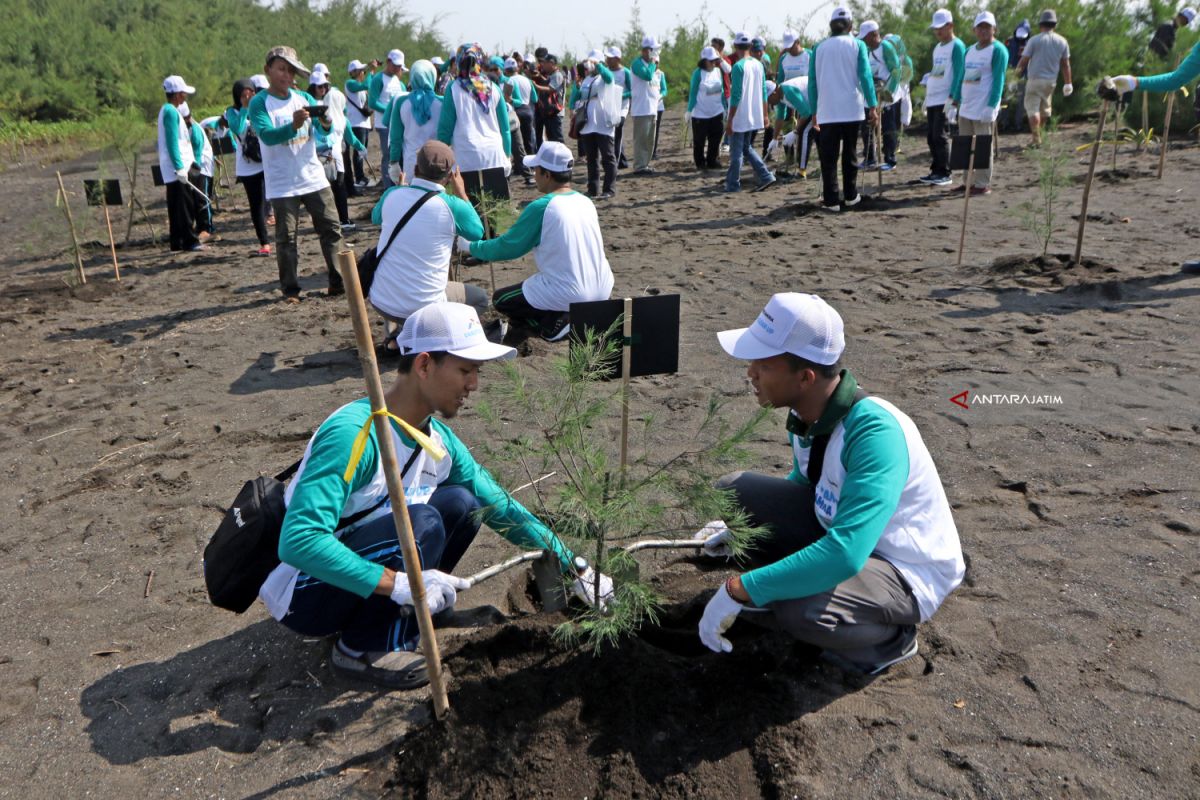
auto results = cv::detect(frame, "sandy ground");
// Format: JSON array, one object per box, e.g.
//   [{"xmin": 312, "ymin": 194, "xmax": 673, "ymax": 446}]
[{"xmin": 0, "ymin": 108, "xmax": 1198, "ymax": 799}]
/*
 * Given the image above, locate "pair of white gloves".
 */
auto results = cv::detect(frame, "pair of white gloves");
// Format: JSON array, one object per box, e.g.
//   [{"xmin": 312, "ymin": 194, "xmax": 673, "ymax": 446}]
[
  {"xmin": 1107, "ymin": 76, "xmax": 1136, "ymax": 94},
  {"xmin": 387, "ymin": 163, "xmax": 404, "ymax": 185},
  {"xmin": 388, "ymin": 564, "xmax": 614, "ymax": 616},
  {"xmin": 693, "ymin": 520, "xmax": 752, "ymax": 653}
]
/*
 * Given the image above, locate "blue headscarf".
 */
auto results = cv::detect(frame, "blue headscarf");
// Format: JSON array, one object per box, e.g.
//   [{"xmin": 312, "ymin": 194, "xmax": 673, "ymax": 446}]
[{"xmin": 407, "ymin": 59, "xmax": 438, "ymax": 125}]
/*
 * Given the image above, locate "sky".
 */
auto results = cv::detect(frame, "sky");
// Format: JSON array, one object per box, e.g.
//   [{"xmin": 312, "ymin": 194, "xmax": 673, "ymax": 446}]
[{"xmin": 397, "ymin": 0, "xmax": 836, "ymax": 59}]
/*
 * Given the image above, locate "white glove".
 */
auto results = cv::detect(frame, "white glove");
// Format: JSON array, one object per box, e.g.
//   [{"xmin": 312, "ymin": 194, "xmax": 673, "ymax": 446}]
[
  {"xmin": 571, "ymin": 566, "xmax": 614, "ymax": 609},
  {"xmin": 387, "ymin": 163, "xmax": 402, "ymax": 184},
  {"xmin": 456, "ymin": 235, "xmax": 473, "ymax": 254},
  {"xmin": 1062, "ymin": 83, "xmax": 1074, "ymax": 97},
  {"xmin": 390, "ymin": 569, "xmax": 469, "ymax": 615},
  {"xmin": 766, "ymin": 138, "xmax": 780, "ymax": 154},
  {"xmin": 719, "ymin": 60, "xmax": 732, "ymax": 74},
  {"xmin": 1111, "ymin": 75, "xmax": 1137, "ymax": 94},
  {"xmin": 684, "ymin": 111, "xmax": 691, "ymax": 124},
  {"xmin": 174, "ymin": 166, "xmax": 189, "ymax": 182},
  {"xmin": 693, "ymin": 520, "xmax": 734, "ymax": 558},
  {"xmin": 782, "ymin": 130, "xmax": 798, "ymax": 148},
  {"xmin": 699, "ymin": 582, "xmax": 743, "ymax": 653}
]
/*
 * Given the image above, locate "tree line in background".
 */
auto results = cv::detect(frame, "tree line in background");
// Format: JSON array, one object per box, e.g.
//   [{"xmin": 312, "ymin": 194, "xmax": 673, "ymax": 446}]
[{"xmin": 1, "ymin": 0, "xmax": 1196, "ymax": 135}]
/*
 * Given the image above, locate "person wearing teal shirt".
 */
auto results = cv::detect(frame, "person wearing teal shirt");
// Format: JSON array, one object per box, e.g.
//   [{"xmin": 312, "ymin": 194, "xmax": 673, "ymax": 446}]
[
  {"xmin": 267, "ymin": 301, "xmax": 614, "ymax": 688},
  {"xmin": 695, "ymin": 293, "xmax": 964, "ymax": 674}
]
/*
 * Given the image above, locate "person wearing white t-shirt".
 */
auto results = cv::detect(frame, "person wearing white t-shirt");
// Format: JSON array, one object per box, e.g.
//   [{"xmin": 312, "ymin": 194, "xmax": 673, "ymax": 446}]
[
  {"xmin": 157, "ymin": 75, "xmax": 201, "ymax": 252},
  {"xmin": 309, "ymin": 73, "xmax": 366, "ymax": 232},
  {"xmin": 344, "ymin": 59, "xmax": 373, "ymax": 191},
  {"xmin": 462, "ymin": 142, "xmax": 614, "ymax": 342},
  {"xmin": 603, "ymin": 48, "xmax": 633, "ymax": 169},
  {"xmin": 724, "ymin": 33, "xmax": 776, "ymax": 193},
  {"xmin": 630, "ymin": 36, "xmax": 662, "ymax": 173},
  {"xmin": 695, "ymin": 293, "xmax": 963, "ymax": 675},
  {"xmin": 573, "ymin": 52, "xmax": 622, "ymax": 198},
  {"xmin": 247, "ymin": 46, "xmax": 344, "ymax": 301},
  {"xmin": 687, "ymin": 47, "xmax": 728, "ymax": 169},
  {"xmin": 809, "ymin": 7, "xmax": 879, "ymax": 210},
  {"xmin": 920, "ymin": 9, "xmax": 966, "ymax": 186},
  {"xmin": 950, "ymin": 12, "xmax": 1009, "ymax": 195},
  {"xmin": 370, "ymin": 50, "xmax": 407, "ymax": 189}
]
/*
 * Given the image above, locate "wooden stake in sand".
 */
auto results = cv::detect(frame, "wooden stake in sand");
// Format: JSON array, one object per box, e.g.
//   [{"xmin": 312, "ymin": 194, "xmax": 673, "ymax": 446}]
[
  {"xmin": 1073, "ymin": 100, "xmax": 1110, "ymax": 267},
  {"xmin": 55, "ymin": 171, "xmax": 86, "ymax": 285},
  {"xmin": 336, "ymin": 248, "xmax": 451, "ymax": 718},
  {"xmin": 1157, "ymin": 73, "xmax": 1181, "ymax": 180},
  {"xmin": 956, "ymin": 135, "xmax": 979, "ymax": 267},
  {"xmin": 474, "ymin": 171, "xmax": 498, "ymax": 295},
  {"xmin": 875, "ymin": 114, "xmax": 884, "ymax": 192},
  {"xmin": 103, "ymin": 204, "xmax": 120, "ymax": 282},
  {"xmin": 618, "ymin": 297, "xmax": 634, "ymax": 474}
]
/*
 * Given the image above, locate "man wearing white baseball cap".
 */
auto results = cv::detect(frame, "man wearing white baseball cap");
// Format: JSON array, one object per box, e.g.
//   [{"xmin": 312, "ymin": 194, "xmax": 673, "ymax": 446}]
[
  {"xmin": 1017, "ymin": 9, "xmax": 1073, "ymax": 146},
  {"xmin": 344, "ymin": 59, "xmax": 373, "ymax": 192},
  {"xmin": 694, "ymin": 293, "xmax": 964, "ymax": 674},
  {"xmin": 158, "ymin": 75, "xmax": 202, "ymax": 251},
  {"xmin": 265, "ymin": 301, "xmax": 613, "ymax": 688},
  {"xmin": 630, "ymin": 35, "xmax": 662, "ymax": 173},
  {"xmin": 949, "ymin": 12, "xmax": 1008, "ymax": 195},
  {"xmin": 370, "ymin": 49, "xmax": 408, "ymax": 189},
  {"xmin": 462, "ymin": 141, "xmax": 613, "ymax": 341},
  {"xmin": 920, "ymin": 9, "xmax": 965, "ymax": 186},
  {"xmin": 724, "ymin": 31, "xmax": 776, "ymax": 192}
]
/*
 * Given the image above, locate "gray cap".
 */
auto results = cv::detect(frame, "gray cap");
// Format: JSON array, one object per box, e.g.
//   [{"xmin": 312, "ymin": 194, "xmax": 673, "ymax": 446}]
[
  {"xmin": 1039, "ymin": 9, "xmax": 1058, "ymax": 24},
  {"xmin": 266, "ymin": 45, "xmax": 310, "ymax": 77}
]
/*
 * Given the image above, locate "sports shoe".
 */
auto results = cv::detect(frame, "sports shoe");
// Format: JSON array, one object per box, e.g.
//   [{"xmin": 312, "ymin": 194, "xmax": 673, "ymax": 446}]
[
  {"xmin": 188, "ymin": 243, "xmax": 207, "ymax": 252},
  {"xmin": 947, "ymin": 184, "xmax": 967, "ymax": 195},
  {"xmin": 330, "ymin": 641, "xmax": 428, "ymax": 689},
  {"xmin": 1181, "ymin": 260, "xmax": 1200, "ymax": 273},
  {"xmin": 752, "ymin": 176, "xmax": 778, "ymax": 193},
  {"xmin": 928, "ymin": 175, "xmax": 953, "ymax": 186},
  {"xmin": 257, "ymin": 244, "xmax": 272, "ymax": 256},
  {"xmin": 598, "ymin": 190, "xmax": 615, "ymax": 200},
  {"xmin": 341, "ymin": 221, "xmax": 357, "ymax": 233},
  {"xmin": 969, "ymin": 185, "xmax": 991, "ymax": 196},
  {"xmin": 879, "ymin": 163, "xmax": 896, "ymax": 172},
  {"xmin": 541, "ymin": 313, "xmax": 571, "ymax": 342},
  {"xmin": 856, "ymin": 160, "xmax": 878, "ymax": 170},
  {"xmin": 821, "ymin": 202, "xmax": 841, "ymax": 213},
  {"xmin": 868, "ymin": 636, "xmax": 920, "ymax": 675},
  {"xmin": 821, "ymin": 635, "xmax": 919, "ymax": 676},
  {"xmin": 843, "ymin": 194, "xmax": 862, "ymax": 208}
]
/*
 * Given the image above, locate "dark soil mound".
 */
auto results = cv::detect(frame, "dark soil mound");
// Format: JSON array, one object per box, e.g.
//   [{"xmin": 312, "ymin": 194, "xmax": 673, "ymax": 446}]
[{"xmin": 387, "ymin": 596, "xmax": 872, "ymax": 800}]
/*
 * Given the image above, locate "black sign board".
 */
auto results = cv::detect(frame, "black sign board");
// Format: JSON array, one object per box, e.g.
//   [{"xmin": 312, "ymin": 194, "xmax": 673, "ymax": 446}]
[
  {"xmin": 569, "ymin": 294, "xmax": 680, "ymax": 378},
  {"xmin": 950, "ymin": 135, "xmax": 992, "ymax": 170},
  {"xmin": 83, "ymin": 179, "xmax": 123, "ymax": 207}
]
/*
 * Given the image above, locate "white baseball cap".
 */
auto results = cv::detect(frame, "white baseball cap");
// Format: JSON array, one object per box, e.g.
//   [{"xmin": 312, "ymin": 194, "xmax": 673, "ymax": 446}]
[
  {"xmin": 641, "ymin": 35, "xmax": 659, "ymax": 49},
  {"xmin": 524, "ymin": 52, "xmax": 536, "ymax": 62},
  {"xmin": 831, "ymin": 6, "xmax": 853, "ymax": 22},
  {"xmin": 312, "ymin": 62, "xmax": 328, "ymax": 75},
  {"xmin": 504, "ymin": 57, "xmax": 518, "ymax": 70},
  {"xmin": 430, "ymin": 56, "xmax": 445, "ymax": 66},
  {"xmin": 387, "ymin": 48, "xmax": 406, "ymax": 67},
  {"xmin": 974, "ymin": 11, "xmax": 997, "ymax": 27},
  {"xmin": 1180, "ymin": 7, "xmax": 1197, "ymax": 23},
  {"xmin": 782, "ymin": 30, "xmax": 799, "ymax": 47},
  {"xmin": 587, "ymin": 48, "xmax": 604, "ymax": 62},
  {"xmin": 733, "ymin": 31, "xmax": 752, "ymax": 46},
  {"xmin": 523, "ymin": 141, "xmax": 574, "ymax": 173},
  {"xmin": 765, "ymin": 80, "xmax": 777, "ymax": 96},
  {"xmin": 347, "ymin": 59, "xmax": 368, "ymax": 72},
  {"xmin": 930, "ymin": 8, "xmax": 953, "ymax": 28},
  {"xmin": 163, "ymin": 75, "xmax": 196, "ymax": 94},
  {"xmin": 308, "ymin": 71, "xmax": 329, "ymax": 86},
  {"xmin": 603, "ymin": 45, "xmax": 621, "ymax": 59},
  {"xmin": 718, "ymin": 293, "xmax": 845, "ymax": 365},
  {"xmin": 250, "ymin": 74, "xmax": 269, "ymax": 90},
  {"xmin": 857, "ymin": 20, "xmax": 880, "ymax": 39},
  {"xmin": 700, "ymin": 45, "xmax": 720, "ymax": 60},
  {"xmin": 397, "ymin": 303, "xmax": 515, "ymax": 362}
]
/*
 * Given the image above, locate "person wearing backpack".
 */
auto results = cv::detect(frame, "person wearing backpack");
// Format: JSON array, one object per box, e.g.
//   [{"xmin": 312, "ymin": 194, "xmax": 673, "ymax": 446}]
[
  {"xmin": 260, "ymin": 301, "xmax": 614, "ymax": 688},
  {"xmin": 573, "ymin": 51, "xmax": 621, "ymax": 198},
  {"xmin": 693, "ymin": 293, "xmax": 964, "ymax": 675},
  {"xmin": 224, "ymin": 79, "xmax": 272, "ymax": 256}
]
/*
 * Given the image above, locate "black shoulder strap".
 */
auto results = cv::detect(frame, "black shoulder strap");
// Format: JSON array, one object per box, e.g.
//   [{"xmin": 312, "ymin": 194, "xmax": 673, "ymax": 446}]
[
  {"xmin": 376, "ymin": 189, "xmax": 438, "ymax": 262},
  {"xmin": 274, "ymin": 459, "xmax": 302, "ymax": 482},
  {"xmin": 334, "ymin": 439, "xmax": 425, "ymax": 532},
  {"xmin": 806, "ymin": 388, "xmax": 870, "ymax": 487}
]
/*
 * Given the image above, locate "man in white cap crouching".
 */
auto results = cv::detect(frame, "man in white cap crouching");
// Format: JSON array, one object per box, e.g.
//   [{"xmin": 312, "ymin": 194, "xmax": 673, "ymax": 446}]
[
  {"xmin": 461, "ymin": 142, "xmax": 613, "ymax": 342},
  {"xmin": 264, "ymin": 302, "xmax": 613, "ymax": 688},
  {"xmin": 695, "ymin": 292, "xmax": 964, "ymax": 674}
]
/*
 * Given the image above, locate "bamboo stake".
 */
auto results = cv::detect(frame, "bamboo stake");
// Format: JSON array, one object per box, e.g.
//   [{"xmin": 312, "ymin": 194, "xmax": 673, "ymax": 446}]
[
  {"xmin": 1141, "ymin": 92, "xmax": 1149, "ymax": 146},
  {"xmin": 124, "ymin": 151, "xmax": 139, "ymax": 246},
  {"xmin": 1157, "ymin": 61, "xmax": 1181, "ymax": 180},
  {"xmin": 103, "ymin": 204, "xmax": 121, "ymax": 281},
  {"xmin": 956, "ymin": 135, "xmax": 978, "ymax": 266},
  {"xmin": 1111, "ymin": 101, "xmax": 1121, "ymax": 171},
  {"xmin": 336, "ymin": 249, "xmax": 450, "ymax": 719},
  {"xmin": 475, "ymin": 171, "xmax": 497, "ymax": 294},
  {"xmin": 618, "ymin": 297, "xmax": 634, "ymax": 474},
  {"xmin": 875, "ymin": 113, "xmax": 884, "ymax": 192},
  {"xmin": 1073, "ymin": 100, "xmax": 1110, "ymax": 267},
  {"xmin": 56, "ymin": 172, "xmax": 86, "ymax": 285}
]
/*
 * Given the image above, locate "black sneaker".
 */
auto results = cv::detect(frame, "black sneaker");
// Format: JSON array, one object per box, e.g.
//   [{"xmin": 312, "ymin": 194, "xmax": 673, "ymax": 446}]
[
  {"xmin": 540, "ymin": 313, "xmax": 571, "ymax": 342},
  {"xmin": 330, "ymin": 641, "xmax": 428, "ymax": 689}
]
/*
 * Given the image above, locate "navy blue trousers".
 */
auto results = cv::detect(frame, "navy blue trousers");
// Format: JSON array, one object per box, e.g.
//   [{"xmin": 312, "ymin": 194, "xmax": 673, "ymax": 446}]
[{"xmin": 282, "ymin": 486, "xmax": 481, "ymax": 652}]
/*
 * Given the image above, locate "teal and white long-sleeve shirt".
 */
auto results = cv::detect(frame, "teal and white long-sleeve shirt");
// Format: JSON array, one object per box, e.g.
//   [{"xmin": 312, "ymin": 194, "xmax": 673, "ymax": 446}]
[
  {"xmin": 656, "ymin": 70, "xmax": 668, "ymax": 112},
  {"xmin": 630, "ymin": 56, "xmax": 661, "ymax": 116},
  {"xmin": 578, "ymin": 64, "xmax": 621, "ymax": 136},
  {"xmin": 810, "ymin": 34, "xmax": 878, "ymax": 124},
  {"xmin": 467, "ymin": 190, "xmax": 613, "ymax": 312},
  {"xmin": 777, "ymin": 48, "xmax": 811, "ymax": 82},
  {"xmin": 868, "ymin": 38, "xmax": 902, "ymax": 97},
  {"xmin": 156, "ymin": 103, "xmax": 193, "ymax": 184},
  {"xmin": 224, "ymin": 104, "xmax": 264, "ymax": 178},
  {"xmin": 740, "ymin": 372, "xmax": 964, "ymax": 621},
  {"xmin": 729, "ymin": 56, "xmax": 769, "ymax": 132},
  {"xmin": 1138, "ymin": 40, "xmax": 1200, "ymax": 92},
  {"xmin": 387, "ymin": 93, "xmax": 444, "ymax": 179},
  {"xmin": 688, "ymin": 66, "xmax": 728, "ymax": 119},
  {"xmin": 260, "ymin": 398, "xmax": 575, "ymax": 619},
  {"xmin": 368, "ymin": 71, "xmax": 405, "ymax": 127},
  {"xmin": 953, "ymin": 41, "xmax": 1008, "ymax": 122},
  {"xmin": 246, "ymin": 87, "xmax": 332, "ymax": 200},
  {"xmin": 778, "ymin": 76, "xmax": 812, "ymax": 119},
  {"xmin": 436, "ymin": 80, "xmax": 511, "ymax": 172},
  {"xmin": 188, "ymin": 120, "xmax": 214, "ymax": 177},
  {"xmin": 925, "ymin": 37, "xmax": 966, "ymax": 108}
]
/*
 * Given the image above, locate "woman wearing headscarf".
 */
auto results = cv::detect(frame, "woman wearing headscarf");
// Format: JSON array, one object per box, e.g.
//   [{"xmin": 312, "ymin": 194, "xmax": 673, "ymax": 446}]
[
  {"xmin": 224, "ymin": 78, "xmax": 271, "ymax": 255},
  {"xmin": 387, "ymin": 59, "xmax": 444, "ymax": 184},
  {"xmin": 687, "ymin": 47, "xmax": 728, "ymax": 169},
  {"xmin": 437, "ymin": 43, "xmax": 513, "ymax": 230}
]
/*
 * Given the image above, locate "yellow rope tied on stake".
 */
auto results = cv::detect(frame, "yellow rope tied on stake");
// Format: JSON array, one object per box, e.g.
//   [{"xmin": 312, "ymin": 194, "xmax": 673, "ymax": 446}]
[{"xmin": 343, "ymin": 409, "xmax": 447, "ymax": 483}]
